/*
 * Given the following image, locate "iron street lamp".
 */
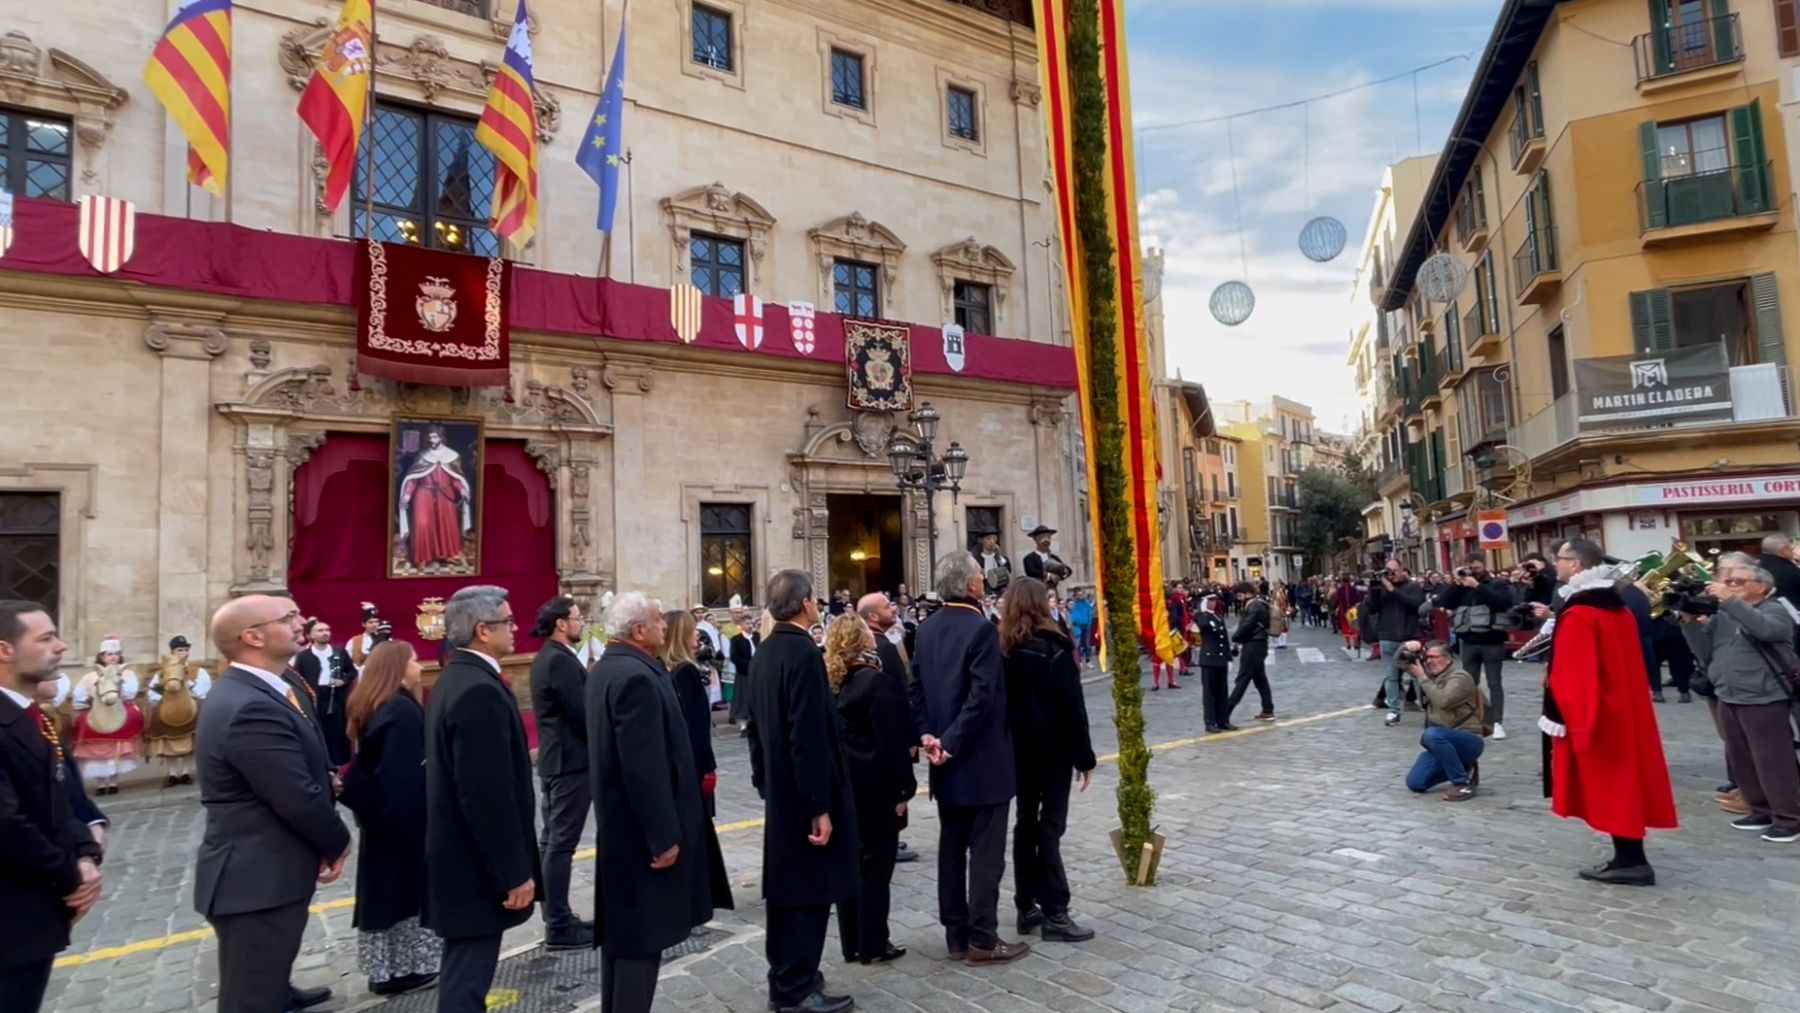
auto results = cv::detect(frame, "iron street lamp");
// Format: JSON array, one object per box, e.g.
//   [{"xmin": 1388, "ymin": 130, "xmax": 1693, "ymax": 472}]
[{"xmin": 887, "ymin": 400, "xmax": 967, "ymax": 578}]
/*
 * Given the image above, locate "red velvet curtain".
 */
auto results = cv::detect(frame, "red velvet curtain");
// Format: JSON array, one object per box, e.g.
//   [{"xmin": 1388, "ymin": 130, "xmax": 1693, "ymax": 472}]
[{"xmin": 288, "ymin": 434, "xmax": 557, "ymax": 658}]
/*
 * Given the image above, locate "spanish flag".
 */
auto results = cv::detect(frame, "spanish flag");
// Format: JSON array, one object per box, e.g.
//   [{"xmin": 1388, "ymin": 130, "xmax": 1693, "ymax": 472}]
[
  {"xmin": 297, "ymin": 0, "xmax": 374, "ymax": 214},
  {"xmin": 143, "ymin": 0, "xmax": 232, "ymax": 196},
  {"xmin": 475, "ymin": 2, "xmax": 539, "ymax": 247},
  {"xmin": 1033, "ymin": 0, "xmax": 1174, "ymax": 664}
]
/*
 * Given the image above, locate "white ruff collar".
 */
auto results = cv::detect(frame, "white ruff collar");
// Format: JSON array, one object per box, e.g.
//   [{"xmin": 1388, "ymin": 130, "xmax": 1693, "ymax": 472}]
[{"xmin": 1558, "ymin": 566, "xmax": 1619, "ymax": 600}]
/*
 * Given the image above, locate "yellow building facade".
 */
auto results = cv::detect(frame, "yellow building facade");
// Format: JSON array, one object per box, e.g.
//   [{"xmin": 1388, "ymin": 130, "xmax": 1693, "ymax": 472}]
[{"xmin": 1219, "ymin": 397, "xmax": 1315, "ymax": 581}]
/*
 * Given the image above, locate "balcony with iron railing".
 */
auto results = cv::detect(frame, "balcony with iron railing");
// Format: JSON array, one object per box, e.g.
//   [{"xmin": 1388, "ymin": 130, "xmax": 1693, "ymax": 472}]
[
  {"xmin": 1368, "ymin": 262, "xmax": 1388, "ymax": 307},
  {"xmin": 1441, "ymin": 312, "xmax": 1467, "ymax": 386},
  {"xmin": 1463, "ymin": 302, "xmax": 1501, "ymax": 360},
  {"xmin": 1637, "ymin": 160, "xmax": 1775, "ymax": 246},
  {"xmin": 1511, "ymin": 226, "xmax": 1561, "ymax": 305},
  {"xmin": 1418, "ymin": 345, "xmax": 1445, "ymax": 412},
  {"xmin": 1455, "ymin": 194, "xmax": 1490, "ymax": 253},
  {"xmin": 1509, "ymin": 102, "xmax": 1545, "ymax": 175},
  {"xmin": 1378, "ymin": 454, "xmax": 1409, "ymax": 495},
  {"xmin": 1511, "ymin": 357, "xmax": 1795, "ymax": 461},
  {"xmin": 1633, "ymin": 14, "xmax": 1742, "ymax": 93}
]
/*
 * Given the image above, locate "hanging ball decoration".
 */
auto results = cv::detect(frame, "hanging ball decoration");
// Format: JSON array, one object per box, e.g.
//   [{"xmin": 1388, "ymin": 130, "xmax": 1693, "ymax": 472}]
[
  {"xmin": 1209, "ymin": 280, "xmax": 1256, "ymax": 327},
  {"xmin": 1297, "ymin": 216, "xmax": 1348, "ymax": 263},
  {"xmin": 1417, "ymin": 252, "xmax": 1471, "ymax": 304}
]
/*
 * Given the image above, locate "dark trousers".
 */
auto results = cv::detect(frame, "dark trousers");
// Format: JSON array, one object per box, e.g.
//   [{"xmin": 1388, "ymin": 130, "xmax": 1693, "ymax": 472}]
[
  {"xmin": 937, "ymin": 799, "xmax": 1009, "ymax": 951},
  {"xmin": 438, "ymin": 933, "xmax": 503, "ymax": 1013},
  {"xmin": 600, "ymin": 950, "xmax": 659, "ymax": 1013},
  {"xmin": 0, "ymin": 959, "xmax": 52, "ymax": 1013},
  {"xmin": 539, "ymin": 771, "xmax": 592, "ymax": 933},
  {"xmin": 765, "ymin": 903, "xmax": 830, "ymax": 1006},
  {"xmin": 1199, "ymin": 665, "xmax": 1230, "ymax": 728},
  {"xmin": 1014, "ymin": 765, "xmax": 1073, "ymax": 916},
  {"xmin": 1720, "ymin": 700, "xmax": 1800, "ymax": 830},
  {"xmin": 209, "ymin": 897, "xmax": 310, "ymax": 1013},
  {"xmin": 1651, "ymin": 621, "xmax": 1694, "ymax": 693},
  {"xmin": 837, "ymin": 817, "xmax": 899, "ymax": 961},
  {"xmin": 1460, "ymin": 641, "xmax": 1507, "ymax": 725},
  {"xmin": 1227, "ymin": 642, "xmax": 1273, "ymax": 718}
]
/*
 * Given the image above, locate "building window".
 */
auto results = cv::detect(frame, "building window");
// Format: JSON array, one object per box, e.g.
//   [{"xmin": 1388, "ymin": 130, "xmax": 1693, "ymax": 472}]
[
  {"xmin": 1779, "ymin": 0, "xmax": 1800, "ymax": 58},
  {"xmin": 1227, "ymin": 471, "xmax": 1237, "ymax": 498},
  {"xmin": 1656, "ymin": 114, "xmax": 1730, "ymax": 178},
  {"xmin": 947, "ymin": 85, "xmax": 979, "ymax": 141},
  {"xmin": 966, "ymin": 506, "xmax": 1003, "ymax": 554},
  {"xmin": 833, "ymin": 258, "xmax": 879, "ymax": 316},
  {"xmin": 953, "ymin": 280, "xmax": 992, "ymax": 334},
  {"xmin": 689, "ymin": 232, "xmax": 745, "ymax": 297},
  {"xmin": 421, "ymin": 0, "xmax": 489, "ymax": 15},
  {"xmin": 692, "ymin": 4, "xmax": 734, "ymax": 71},
  {"xmin": 0, "ymin": 493, "xmax": 58, "ymax": 617},
  {"xmin": 0, "ymin": 107, "xmax": 73, "ymax": 201},
  {"xmin": 699, "ymin": 503, "xmax": 753, "ymax": 607},
  {"xmin": 353, "ymin": 104, "xmax": 498, "ymax": 256},
  {"xmin": 829, "ymin": 49, "xmax": 865, "ymax": 109},
  {"xmin": 1547, "ymin": 325, "xmax": 1571, "ymax": 399},
  {"xmin": 1671, "ymin": 281, "xmax": 1754, "ymax": 365}
]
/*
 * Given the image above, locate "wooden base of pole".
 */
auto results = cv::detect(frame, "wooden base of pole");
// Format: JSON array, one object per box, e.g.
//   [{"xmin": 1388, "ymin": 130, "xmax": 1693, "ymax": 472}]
[{"xmin": 1108, "ymin": 827, "xmax": 1167, "ymax": 886}]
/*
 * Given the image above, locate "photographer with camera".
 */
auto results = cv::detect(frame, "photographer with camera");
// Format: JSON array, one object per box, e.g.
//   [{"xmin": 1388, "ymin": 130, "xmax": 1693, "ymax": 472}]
[
  {"xmin": 1365, "ymin": 559, "xmax": 1427, "ymax": 727},
  {"xmin": 1680, "ymin": 563, "xmax": 1799, "ymax": 844},
  {"xmin": 1435, "ymin": 553, "xmax": 1514, "ymax": 740},
  {"xmin": 1399, "ymin": 641, "xmax": 1484, "ymax": 802}
]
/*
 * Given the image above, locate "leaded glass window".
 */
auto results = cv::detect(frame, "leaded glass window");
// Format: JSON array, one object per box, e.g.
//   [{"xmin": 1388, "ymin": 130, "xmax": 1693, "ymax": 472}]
[
  {"xmin": 420, "ymin": 0, "xmax": 489, "ymax": 15},
  {"xmin": 352, "ymin": 105, "xmax": 499, "ymax": 256},
  {"xmin": 833, "ymin": 259, "xmax": 879, "ymax": 317},
  {"xmin": 0, "ymin": 107, "xmax": 73, "ymax": 201},
  {"xmin": 0, "ymin": 492, "xmax": 59, "ymax": 616},
  {"xmin": 700, "ymin": 503, "xmax": 753, "ymax": 607},
  {"xmin": 947, "ymin": 86, "xmax": 979, "ymax": 141},
  {"xmin": 830, "ymin": 50, "xmax": 865, "ymax": 109},
  {"xmin": 953, "ymin": 280, "xmax": 992, "ymax": 334},
  {"xmin": 693, "ymin": 5, "xmax": 733, "ymax": 71},
  {"xmin": 690, "ymin": 233, "xmax": 745, "ymax": 297}
]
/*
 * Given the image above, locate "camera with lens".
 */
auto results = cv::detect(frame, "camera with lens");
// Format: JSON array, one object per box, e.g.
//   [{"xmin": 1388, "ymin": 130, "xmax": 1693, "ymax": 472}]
[
  {"xmin": 1663, "ymin": 575, "xmax": 1721, "ymax": 617},
  {"xmin": 1454, "ymin": 566, "xmax": 1474, "ymax": 579},
  {"xmin": 1392, "ymin": 643, "xmax": 1424, "ymax": 666}
]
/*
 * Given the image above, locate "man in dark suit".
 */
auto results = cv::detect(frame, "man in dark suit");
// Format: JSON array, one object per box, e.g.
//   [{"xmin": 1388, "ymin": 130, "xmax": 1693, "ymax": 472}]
[
  {"xmin": 291, "ymin": 619, "xmax": 356, "ymax": 767},
  {"xmin": 586, "ymin": 592, "xmax": 714, "ymax": 1012},
  {"xmin": 726, "ymin": 607, "xmax": 759, "ymax": 730},
  {"xmin": 857, "ymin": 592, "xmax": 921, "ymax": 866},
  {"xmin": 195, "ymin": 595, "xmax": 352, "ymax": 1013},
  {"xmin": 424, "ymin": 585, "xmax": 542, "ymax": 1013},
  {"xmin": 747, "ymin": 570, "xmax": 858, "ymax": 1013},
  {"xmin": 528, "ymin": 595, "xmax": 594, "ymax": 950},
  {"xmin": 1, "ymin": 600, "xmax": 103, "ymax": 1012},
  {"xmin": 910, "ymin": 553, "xmax": 1029, "ymax": 966}
]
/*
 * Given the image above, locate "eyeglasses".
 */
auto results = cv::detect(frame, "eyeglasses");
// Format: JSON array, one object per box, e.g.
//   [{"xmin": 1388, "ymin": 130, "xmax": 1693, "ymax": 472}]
[
  {"xmin": 1555, "ymin": 554, "xmax": 1578, "ymax": 562},
  {"xmin": 251, "ymin": 610, "xmax": 301, "ymax": 629},
  {"xmin": 1722, "ymin": 578, "xmax": 1752, "ymax": 587},
  {"xmin": 480, "ymin": 617, "xmax": 519, "ymax": 630}
]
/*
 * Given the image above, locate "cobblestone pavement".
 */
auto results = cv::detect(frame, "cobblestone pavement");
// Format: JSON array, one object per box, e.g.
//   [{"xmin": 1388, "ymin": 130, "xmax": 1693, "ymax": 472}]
[{"xmin": 46, "ymin": 624, "xmax": 1800, "ymax": 1012}]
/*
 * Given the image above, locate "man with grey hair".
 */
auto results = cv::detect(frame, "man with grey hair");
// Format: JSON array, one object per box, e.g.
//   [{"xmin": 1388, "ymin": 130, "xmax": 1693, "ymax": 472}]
[
  {"xmin": 909, "ymin": 553, "xmax": 1029, "ymax": 965},
  {"xmin": 424, "ymin": 586, "xmax": 542, "ymax": 1013},
  {"xmin": 1683, "ymin": 563, "xmax": 1800, "ymax": 843},
  {"xmin": 1757, "ymin": 535, "xmax": 1800, "ymax": 612}
]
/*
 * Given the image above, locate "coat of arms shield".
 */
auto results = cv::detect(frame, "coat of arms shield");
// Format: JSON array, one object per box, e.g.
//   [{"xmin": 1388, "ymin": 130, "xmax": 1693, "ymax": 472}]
[{"xmin": 942, "ymin": 322, "xmax": 966, "ymax": 373}]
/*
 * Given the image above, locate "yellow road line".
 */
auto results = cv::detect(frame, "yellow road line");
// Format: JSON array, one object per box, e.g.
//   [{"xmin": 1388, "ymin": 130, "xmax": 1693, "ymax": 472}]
[{"xmin": 54, "ymin": 703, "xmax": 1363, "ymax": 969}]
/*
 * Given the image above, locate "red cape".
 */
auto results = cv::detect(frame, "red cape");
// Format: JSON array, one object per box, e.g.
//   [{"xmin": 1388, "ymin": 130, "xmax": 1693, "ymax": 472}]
[{"xmin": 1546, "ymin": 589, "xmax": 1678, "ymax": 837}]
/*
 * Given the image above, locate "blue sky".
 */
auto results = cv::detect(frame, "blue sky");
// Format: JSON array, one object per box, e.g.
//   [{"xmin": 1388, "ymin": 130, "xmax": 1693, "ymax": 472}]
[{"xmin": 1125, "ymin": 0, "xmax": 1504, "ymax": 431}]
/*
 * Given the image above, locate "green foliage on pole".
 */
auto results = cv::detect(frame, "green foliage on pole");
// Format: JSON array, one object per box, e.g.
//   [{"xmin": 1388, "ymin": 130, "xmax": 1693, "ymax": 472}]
[{"xmin": 1066, "ymin": 0, "xmax": 1154, "ymax": 880}]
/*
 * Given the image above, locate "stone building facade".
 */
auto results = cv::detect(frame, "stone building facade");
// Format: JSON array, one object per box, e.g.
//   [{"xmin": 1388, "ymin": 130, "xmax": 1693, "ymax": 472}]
[{"xmin": 0, "ymin": 0, "xmax": 1082, "ymax": 663}]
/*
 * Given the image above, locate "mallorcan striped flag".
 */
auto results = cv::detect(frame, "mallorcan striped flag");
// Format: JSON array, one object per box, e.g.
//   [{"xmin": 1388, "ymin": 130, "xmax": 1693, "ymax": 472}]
[
  {"xmin": 297, "ymin": 0, "xmax": 374, "ymax": 214},
  {"xmin": 475, "ymin": 1, "xmax": 539, "ymax": 246},
  {"xmin": 143, "ymin": 0, "xmax": 232, "ymax": 196},
  {"xmin": 1033, "ymin": 0, "xmax": 1174, "ymax": 663}
]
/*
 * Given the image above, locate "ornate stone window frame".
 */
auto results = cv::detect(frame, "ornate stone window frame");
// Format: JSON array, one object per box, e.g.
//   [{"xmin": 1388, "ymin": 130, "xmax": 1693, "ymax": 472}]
[
  {"xmin": 681, "ymin": 485, "xmax": 773, "ymax": 609},
  {"xmin": 808, "ymin": 212, "xmax": 906, "ymax": 317},
  {"xmin": 0, "ymin": 31, "xmax": 127, "ymax": 195},
  {"xmin": 935, "ymin": 66, "xmax": 987, "ymax": 157},
  {"xmin": 682, "ymin": 0, "xmax": 747, "ymax": 92},
  {"xmin": 660, "ymin": 183, "xmax": 776, "ymax": 293},
  {"xmin": 932, "ymin": 237, "xmax": 1015, "ymax": 333},
  {"xmin": 816, "ymin": 29, "xmax": 876, "ymax": 128}
]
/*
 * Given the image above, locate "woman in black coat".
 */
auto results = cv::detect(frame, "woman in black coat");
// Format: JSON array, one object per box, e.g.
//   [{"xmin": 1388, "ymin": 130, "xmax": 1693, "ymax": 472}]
[
  {"xmin": 1192, "ymin": 594, "xmax": 1236, "ymax": 733},
  {"xmin": 825, "ymin": 613, "xmax": 916, "ymax": 964},
  {"xmin": 661, "ymin": 611, "xmax": 734, "ymax": 912},
  {"xmin": 1000, "ymin": 577, "xmax": 1098, "ymax": 942},
  {"xmin": 339, "ymin": 641, "xmax": 440, "ymax": 997}
]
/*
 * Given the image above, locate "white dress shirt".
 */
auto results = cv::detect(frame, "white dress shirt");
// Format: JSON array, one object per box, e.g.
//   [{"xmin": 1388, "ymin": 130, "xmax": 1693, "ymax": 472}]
[
  {"xmin": 0, "ymin": 685, "xmax": 30, "ymax": 710},
  {"xmin": 310, "ymin": 645, "xmax": 337, "ymax": 685},
  {"xmin": 233, "ymin": 661, "xmax": 299, "ymax": 701}
]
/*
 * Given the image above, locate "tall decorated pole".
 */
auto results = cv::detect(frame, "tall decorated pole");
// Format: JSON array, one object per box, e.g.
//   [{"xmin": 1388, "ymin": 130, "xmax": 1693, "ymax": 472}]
[{"xmin": 1034, "ymin": 0, "xmax": 1175, "ymax": 884}]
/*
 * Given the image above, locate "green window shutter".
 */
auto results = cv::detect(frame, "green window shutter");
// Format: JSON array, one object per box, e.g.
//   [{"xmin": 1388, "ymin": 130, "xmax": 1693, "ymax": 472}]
[
  {"xmin": 1750, "ymin": 273, "xmax": 1786, "ymax": 369},
  {"xmin": 1638, "ymin": 120, "xmax": 1666, "ymax": 228},
  {"xmin": 1729, "ymin": 100, "xmax": 1768, "ymax": 213},
  {"xmin": 1630, "ymin": 288, "xmax": 1674, "ymax": 354},
  {"xmin": 1527, "ymin": 62, "xmax": 1544, "ymax": 138},
  {"xmin": 1537, "ymin": 171, "xmax": 1557, "ymax": 270},
  {"xmin": 1649, "ymin": 0, "xmax": 1673, "ymax": 73},
  {"xmin": 1707, "ymin": 0, "xmax": 1733, "ymax": 56}
]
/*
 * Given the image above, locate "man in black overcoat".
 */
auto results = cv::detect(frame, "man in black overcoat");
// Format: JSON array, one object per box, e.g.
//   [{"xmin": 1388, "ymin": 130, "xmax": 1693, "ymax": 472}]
[
  {"xmin": 0, "ymin": 600, "xmax": 103, "ymax": 1013},
  {"xmin": 747, "ymin": 569, "xmax": 858, "ymax": 1013},
  {"xmin": 585, "ymin": 592, "xmax": 714, "ymax": 1013},
  {"xmin": 910, "ymin": 553, "xmax": 1029, "ymax": 965},
  {"xmin": 528, "ymin": 595, "xmax": 594, "ymax": 950},
  {"xmin": 292, "ymin": 618, "xmax": 356, "ymax": 766},
  {"xmin": 727, "ymin": 607, "xmax": 759, "ymax": 730},
  {"xmin": 424, "ymin": 586, "xmax": 542, "ymax": 1013}
]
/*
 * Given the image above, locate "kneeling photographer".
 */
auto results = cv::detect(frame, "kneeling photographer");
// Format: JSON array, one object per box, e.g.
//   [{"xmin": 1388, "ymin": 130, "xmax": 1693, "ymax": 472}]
[
  {"xmin": 1437, "ymin": 553, "xmax": 1514, "ymax": 740},
  {"xmin": 1400, "ymin": 641, "xmax": 1485, "ymax": 802}
]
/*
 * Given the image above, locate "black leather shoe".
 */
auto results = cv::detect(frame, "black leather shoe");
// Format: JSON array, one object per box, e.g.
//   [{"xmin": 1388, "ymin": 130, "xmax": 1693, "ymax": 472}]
[
  {"xmin": 370, "ymin": 972, "xmax": 438, "ymax": 996},
  {"xmin": 1040, "ymin": 911, "xmax": 1096, "ymax": 942},
  {"xmin": 1577, "ymin": 863, "xmax": 1656, "ymax": 887},
  {"xmin": 860, "ymin": 943, "xmax": 906, "ymax": 965},
  {"xmin": 546, "ymin": 923, "xmax": 596, "ymax": 950},
  {"xmin": 287, "ymin": 984, "xmax": 331, "ymax": 1010},
  {"xmin": 1016, "ymin": 904, "xmax": 1044, "ymax": 935},
  {"xmin": 894, "ymin": 842, "xmax": 919, "ymax": 864},
  {"xmin": 774, "ymin": 989, "xmax": 854, "ymax": 1013}
]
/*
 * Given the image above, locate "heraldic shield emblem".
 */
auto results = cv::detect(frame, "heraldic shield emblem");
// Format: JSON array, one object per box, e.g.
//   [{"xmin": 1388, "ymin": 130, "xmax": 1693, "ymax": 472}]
[
  {"xmin": 734, "ymin": 293, "xmax": 765, "ymax": 349},
  {"xmin": 845, "ymin": 318, "xmax": 913, "ymax": 412},
  {"xmin": 942, "ymin": 322, "xmax": 967, "ymax": 373},
  {"xmin": 416, "ymin": 276, "xmax": 459, "ymax": 333},
  {"xmin": 789, "ymin": 301, "xmax": 817, "ymax": 355},
  {"xmin": 77, "ymin": 195, "xmax": 137, "ymax": 274}
]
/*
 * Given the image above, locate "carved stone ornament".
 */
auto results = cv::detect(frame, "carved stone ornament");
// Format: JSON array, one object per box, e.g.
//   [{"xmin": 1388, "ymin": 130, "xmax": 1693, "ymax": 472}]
[
  {"xmin": 601, "ymin": 360, "xmax": 656, "ymax": 394},
  {"xmin": 244, "ymin": 451, "xmax": 277, "ymax": 581},
  {"xmin": 1029, "ymin": 397, "xmax": 1068, "ymax": 428},
  {"xmin": 567, "ymin": 461, "xmax": 592, "ymax": 570},
  {"xmin": 286, "ymin": 429, "xmax": 327, "ymax": 470},
  {"xmin": 144, "ymin": 321, "xmax": 227, "ymax": 359},
  {"xmin": 809, "ymin": 212, "xmax": 906, "ymax": 310},
  {"xmin": 524, "ymin": 439, "xmax": 562, "ymax": 488},
  {"xmin": 1009, "ymin": 78, "xmax": 1041, "ymax": 107},
  {"xmin": 662, "ymin": 183, "xmax": 777, "ymax": 291},
  {"xmin": 0, "ymin": 31, "xmax": 128, "ymax": 188},
  {"xmin": 850, "ymin": 411, "xmax": 894, "ymax": 458},
  {"xmin": 484, "ymin": 379, "xmax": 602, "ymax": 427},
  {"xmin": 932, "ymin": 237, "xmax": 1015, "ymax": 327},
  {"xmin": 249, "ymin": 339, "xmax": 272, "ymax": 371}
]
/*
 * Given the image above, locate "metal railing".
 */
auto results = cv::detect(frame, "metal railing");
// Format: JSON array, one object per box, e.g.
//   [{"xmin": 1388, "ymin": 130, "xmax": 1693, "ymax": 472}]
[
  {"xmin": 1455, "ymin": 196, "xmax": 1488, "ymax": 245},
  {"xmin": 1462, "ymin": 304, "xmax": 1486, "ymax": 351},
  {"xmin": 1511, "ymin": 359, "xmax": 1793, "ymax": 459},
  {"xmin": 1508, "ymin": 104, "xmax": 1543, "ymax": 168},
  {"xmin": 1511, "ymin": 226, "xmax": 1558, "ymax": 295},
  {"xmin": 1633, "ymin": 14, "xmax": 1742, "ymax": 82},
  {"xmin": 1637, "ymin": 161, "xmax": 1772, "ymax": 233}
]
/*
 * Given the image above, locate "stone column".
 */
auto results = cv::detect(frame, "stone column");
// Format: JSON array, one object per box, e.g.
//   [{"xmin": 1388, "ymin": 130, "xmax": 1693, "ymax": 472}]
[
  {"xmin": 602, "ymin": 359, "xmax": 655, "ymax": 592},
  {"xmin": 144, "ymin": 315, "xmax": 225, "ymax": 644}
]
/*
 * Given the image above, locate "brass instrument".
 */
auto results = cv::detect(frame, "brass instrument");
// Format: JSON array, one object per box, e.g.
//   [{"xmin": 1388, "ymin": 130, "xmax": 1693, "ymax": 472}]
[{"xmin": 1639, "ymin": 541, "xmax": 1711, "ymax": 618}]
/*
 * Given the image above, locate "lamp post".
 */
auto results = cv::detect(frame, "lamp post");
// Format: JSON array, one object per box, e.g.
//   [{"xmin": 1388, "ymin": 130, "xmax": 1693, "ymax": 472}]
[{"xmin": 887, "ymin": 401, "xmax": 969, "ymax": 583}]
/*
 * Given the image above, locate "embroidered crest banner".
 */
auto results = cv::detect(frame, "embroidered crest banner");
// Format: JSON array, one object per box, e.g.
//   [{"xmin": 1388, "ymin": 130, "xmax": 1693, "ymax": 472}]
[
  {"xmin": 844, "ymin": 318, "xmax": 912, "ymax": 412},
  {"xmin": 355, "ymin": 239, "xmax": 511, "ymax": 387}
]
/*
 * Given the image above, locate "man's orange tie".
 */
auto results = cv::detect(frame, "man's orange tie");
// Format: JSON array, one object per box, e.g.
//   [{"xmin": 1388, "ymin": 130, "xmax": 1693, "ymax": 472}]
[{"xmin": 285, "ymin": 688, "xmax": 304, "ymax": 713}]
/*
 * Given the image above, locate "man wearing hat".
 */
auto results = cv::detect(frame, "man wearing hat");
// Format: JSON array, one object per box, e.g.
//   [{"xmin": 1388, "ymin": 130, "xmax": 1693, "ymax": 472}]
[
  {"xmin": 976, "ymin": 532, "xmax": 1012, "ymax": 597},
  {"xmin": 347, "ymin": 602, "xmax": 381, "ymax": 672},
  {"xmin": 1021, "ymin": 526, "xmax": 1073, "ymax": 590},
  {"xmin": 146, "ymin": 636, "xmax": 212, "ymax": 787}
]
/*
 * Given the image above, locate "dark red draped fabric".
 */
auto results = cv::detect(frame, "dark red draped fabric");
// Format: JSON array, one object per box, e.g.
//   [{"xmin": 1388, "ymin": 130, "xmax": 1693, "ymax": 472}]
[{"xmin": 288, "ymin": 434, "xmax": 556, "ymax": 661}]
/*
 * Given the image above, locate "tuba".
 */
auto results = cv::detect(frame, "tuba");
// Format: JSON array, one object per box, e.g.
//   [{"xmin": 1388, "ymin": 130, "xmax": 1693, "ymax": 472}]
[{"xmin": 1638, "ymin": 541, "xmax": 1711, "ymax": 618}]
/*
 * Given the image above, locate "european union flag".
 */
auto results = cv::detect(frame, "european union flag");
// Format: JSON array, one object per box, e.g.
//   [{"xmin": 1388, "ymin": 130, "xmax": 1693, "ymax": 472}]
[{"xmin": 576, "ymin": 27, "xmax": 627, "ymax": 232}]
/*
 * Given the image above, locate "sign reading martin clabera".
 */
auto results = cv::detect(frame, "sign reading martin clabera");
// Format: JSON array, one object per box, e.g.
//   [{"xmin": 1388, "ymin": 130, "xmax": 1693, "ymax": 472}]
[{"xmin": 1572, "ymin": 345, "xmax": 1732, "ymax": 432}]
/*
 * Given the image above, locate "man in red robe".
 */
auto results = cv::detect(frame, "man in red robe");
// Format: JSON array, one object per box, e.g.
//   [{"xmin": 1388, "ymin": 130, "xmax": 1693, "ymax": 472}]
[
  {"xmin": 398, "ymin": 427, "xmax": 473, "ymax": 568},
  {"xmin": 1539, "ymin": 538, "xmax": 1677, "ymax": 886}
]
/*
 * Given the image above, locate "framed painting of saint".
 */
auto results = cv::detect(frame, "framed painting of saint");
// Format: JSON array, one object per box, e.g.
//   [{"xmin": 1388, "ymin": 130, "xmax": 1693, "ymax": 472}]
[{"xmin": 388, "ymin": 416, "xmax": 483, "ymax": 578}]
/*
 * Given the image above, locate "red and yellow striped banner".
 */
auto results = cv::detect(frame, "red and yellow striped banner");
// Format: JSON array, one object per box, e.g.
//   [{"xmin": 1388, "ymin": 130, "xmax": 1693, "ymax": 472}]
[
  {"xmin": 143, "ymin": 0, "xmax": 233, "ymax": 196},
  {"xmin": 476, "ymin": 1, "xmax": 540, "ymax": 246}
]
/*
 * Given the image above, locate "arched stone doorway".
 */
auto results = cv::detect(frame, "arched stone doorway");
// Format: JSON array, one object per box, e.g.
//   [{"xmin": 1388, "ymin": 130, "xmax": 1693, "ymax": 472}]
[{"xmin": 786, "ymin": 406, "xmax": 931, "ymax": 598}]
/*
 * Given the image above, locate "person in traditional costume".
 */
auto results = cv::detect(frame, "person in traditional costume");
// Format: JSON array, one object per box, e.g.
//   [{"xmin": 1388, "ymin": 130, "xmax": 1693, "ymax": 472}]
[
  {"xmin": 145, "ymin": 635, "xmax": 212, "ymax": 787},
  {"xmin": 348, "ymin": 603, "xmax": 382, "ymax": 671},
  {"xmin": 72, "ymin": 635, "xmax": 144, "ymax": 795},
  {"xmin": 1539, "ymin": 538, "xmax": 1677, "ymax": 886},
  {"xmin": 294, "ymin": 618, "xmax": 357, "ymax": 767}
]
